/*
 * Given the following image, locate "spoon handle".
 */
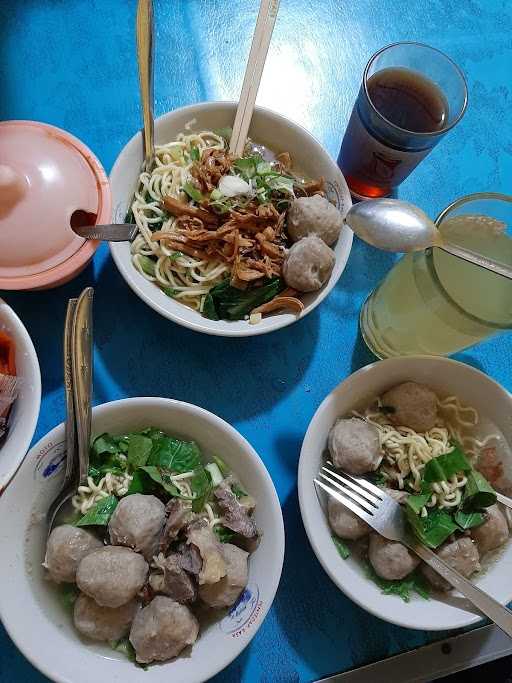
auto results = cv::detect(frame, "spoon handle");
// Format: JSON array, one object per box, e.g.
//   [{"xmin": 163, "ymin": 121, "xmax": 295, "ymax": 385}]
[
  {"xmin": 136, "ymin": 0, "xmax": 155, "ymax": 171},
  {"xmin": 72, "ymin": 288, "xmax": 94, "ymax": 486},
  {"xmin": 63, "ymin": 298, "xmax": 78, "ymax": 484},
  {"xmin": 439, "ymin": 241, "xmax": 512, "ymax": 280}
]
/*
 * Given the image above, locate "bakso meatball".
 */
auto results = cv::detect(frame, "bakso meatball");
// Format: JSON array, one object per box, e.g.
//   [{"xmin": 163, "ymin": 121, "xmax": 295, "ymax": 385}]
[
  {"xmin": 76, "ymin": 546, "xmax": 148, "ymax": 608},
  {"xmin": 44, "ymin": 524, "xmax": 103, "ymax": 583},
  {"xmin": 287, "ymin": 194, "xmax": 343, "ymax": 246},
  {"xmin": 199, "ymin": 543, "xmax": 249, "ymax": 609},
  {"xmin": 471, "ymin": 505, "xmax": 509, "ymax": 555},
  {"xmin": 422, "ymin": 537, "xmax": 481, "ymax": 591},
  {"xmin": 368, "ymin": 534, "xmax": 420, "ymax": 581},
  {"xmin": 129, "ymin": 596, "xmax": 199, "ymax": 663},
  {"xmin": 108, "ymin": 493, "xmax": 165, "ymax": 561},
  {"xmin": 381, "ymin": 382, "xmax": 438, "ymax": 433},
  {"xmin": 73, "ymin": 593, "xmax": 140, "ymax": 642},
  {"xmin": 282, "ymin": 235, "xmax": 335, "ymax": 292},
  {"xmin": 328, "ymin": 497, "xmax": 370, "ymax": 540},
  {"xmin": 328, "ymin": 417, "xmax": 381, "ymax": 475}
]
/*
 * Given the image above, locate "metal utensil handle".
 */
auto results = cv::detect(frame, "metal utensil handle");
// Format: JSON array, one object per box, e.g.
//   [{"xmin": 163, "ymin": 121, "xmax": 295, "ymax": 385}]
[
  {"xmin": 72, "ymin": 287, "xmax": 94, "ymax": 486},
  {"xmin": 439, "ymin": 241, "xmax": 512, "ymax": 280},
  {"xmin": 63, "ymin": 298, "xmax": 78, "ymax": 483},
  {"xmin": 411, "ymin": 541, "xmax": 512, "ymax": 638},
  {"xmin": 136, "ymin": 0, "xmax": 155, "ymax": 170}
]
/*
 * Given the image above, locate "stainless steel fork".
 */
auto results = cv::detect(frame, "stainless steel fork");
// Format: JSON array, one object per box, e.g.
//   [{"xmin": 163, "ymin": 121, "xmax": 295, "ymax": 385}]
[{"xmin": 315, "ymin": 463, "xmax": 512, "ymax": 638}]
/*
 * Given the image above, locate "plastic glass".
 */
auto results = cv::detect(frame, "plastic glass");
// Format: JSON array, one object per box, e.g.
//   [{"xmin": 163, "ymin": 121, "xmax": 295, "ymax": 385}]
[
  {"xmin": 338, "ymin": 42, "xmax": 468, "ymax": 199},
  {"xmin": 360, "ymin": 193, "xmax": 512, "ymax": 358}
]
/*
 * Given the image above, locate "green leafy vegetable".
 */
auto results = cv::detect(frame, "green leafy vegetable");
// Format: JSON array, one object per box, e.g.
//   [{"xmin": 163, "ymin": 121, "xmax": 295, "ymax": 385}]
[
  {"xmin": 406, "ymin": 491, "xmax": 432, "ymax": 515},
  {"xmin": 91, "ymin": 433, "xmax": 119, "ymax": 458},
  {"xmin": 189, "ymin": 145, "xmax": 200, "ymax": 161},
  {"xmin": 366, "ymin": 564, "xmax": 430, "ymax": 602},
  {"xmin": 138, "ymin": 255, "xmax": 156, "ymax": 277},
  {"xmin": 212, "ymin": 455, "xmax": 230, "ymax": 477},
  {"xmin": 454, "ymin": 510, "xmax": 486, "ymax": 530},
  {"xmin": 203, "ymin": 277, "xmax": 284, "ymax": 321},
  {"xmin": 332, "ymin": 534, "xmax": 350, "ymax": 559},
  {"xmin": 137, "ymin": 466, "xmax": 182, "ymax": 497},
  {"xmin": 160, "ymin": 286, "xmax": 178, "ymax": 298},
  {"xmin": 126, "ymin": 468, "xmax": 151, "ymax": 495},
  {"xmin": 405, "ymin": 506, "xmax": 458, "ymax": 549},
  {"xmin": 169, "ymin": 251, "xmax": 183, "ymax": 261},
  {"xmin": 183, "ymin": 181, "xmax": 205, "ymax": 203},
  {"xmin": 214, "ymin": 127, "xmax": 232, "ymax": 142},
  {"xmin": 232, "ymin": 483, "xmax": 248, "ymax": 499},
  {"xmin": 463, "ymin": 470, "xmax": 497, "ymax": 510},
  {"xmin": 368, "ymin": 470, "xmax": 387, "ymax": 486},
  {"xmin": 112, "ymin": 637, "xmax": 146, "ymax": 669},
  {"xmin": 423, "ymin": 447, "xmax": 471, "ymax": 483},
  {"xmin": 214, "ymin": 525, "xmax": 235, "ymax": 543},
  {"xmin": 190, "ymin": 467, "xmax": 212, "ymax": 513},
  {"xmin": 127, "ymin": 434, "xmax": 153, "ymax": 471},
  {"xmin": 147, "ymin": 436, "xmax": 202, "ymax": 473},
  {"xmin": 58, "ymin": 583, "xmax": 80, "ymax": 611},
  {"xmin": 233, "ymin": 155, "xmax": 261, "ymax": 178},
  {"xmin": 77, "ymin": 495, "xmax": 118, "ymax": 527},
  {"xmin": 141, "ymin": 427, "xmax": 165, "ymax": 440}
]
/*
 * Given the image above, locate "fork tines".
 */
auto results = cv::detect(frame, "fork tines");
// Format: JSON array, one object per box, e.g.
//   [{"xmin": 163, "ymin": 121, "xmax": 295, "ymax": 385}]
[{"xmin": 314, "ymin": 464, "xmax": 383, "ymax": 524}]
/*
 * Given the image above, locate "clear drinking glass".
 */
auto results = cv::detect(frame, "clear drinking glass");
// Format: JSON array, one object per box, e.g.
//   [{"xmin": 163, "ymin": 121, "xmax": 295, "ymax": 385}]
[
  {"xmin": 360, "ymin": 193, "xmax": 512, "ymax": 358},
  {"xmin": 338, "ymin": 42, "xmax": 468, "ymax": 200}
]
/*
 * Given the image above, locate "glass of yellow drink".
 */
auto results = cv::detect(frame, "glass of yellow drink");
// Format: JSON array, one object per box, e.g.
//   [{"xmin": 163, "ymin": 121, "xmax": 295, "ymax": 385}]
[{"xmin": 360, "ymin": 192, "xmax": 512, "ymax": 357}]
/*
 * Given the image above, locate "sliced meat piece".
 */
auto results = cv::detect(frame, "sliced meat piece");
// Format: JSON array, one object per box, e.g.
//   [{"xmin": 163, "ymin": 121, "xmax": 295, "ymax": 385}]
[
  {"xmin": 162, "ymin": 196, "xmax": 218, "ymax": 225},
  {"xmin": 149, "ymin": 553, "xmax": 197, "ymax": 604},
  {"xmin": 187, "ymin": 520, "xmax": 226, "ymax": 585},
  {"xmin": 176, "ymin": 542, "xmax": 202, "ymax": 575},
  {"xmin": 214, "ymin": 480, "xmax": 259, "ymax": 541},
  {"xmin": 199, "ymin": 543, "xmax": 249, "ymax": 608},
  {"xmin": 160, "ymin": 499, "xmax": 194, "ymax": 554}
]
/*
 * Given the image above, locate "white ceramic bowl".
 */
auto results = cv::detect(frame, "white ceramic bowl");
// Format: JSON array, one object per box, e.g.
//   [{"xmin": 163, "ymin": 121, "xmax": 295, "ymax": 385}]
[
  {"xmin": 0, "ymin": 397, "xmax": 284, "ymax": 683},
  {"xmin": 298, "ymin": 356, "xmax": 512, "ymax": 632},
  {"xmin": 0, "ymin": 298, "xmax": 41, "ymax": 491},
  {"xmin": 110, "ymin": 101, "xmax": 353, "ymax": 337}
]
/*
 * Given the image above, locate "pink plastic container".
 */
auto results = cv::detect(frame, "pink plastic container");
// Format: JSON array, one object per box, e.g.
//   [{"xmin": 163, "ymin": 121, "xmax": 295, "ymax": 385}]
[{"xmin": 0, "ymin": 121, "xmax": 111, "ymax": 290}]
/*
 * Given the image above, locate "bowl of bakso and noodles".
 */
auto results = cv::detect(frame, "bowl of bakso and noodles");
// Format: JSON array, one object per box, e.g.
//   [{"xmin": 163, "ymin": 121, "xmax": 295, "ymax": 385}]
[
  {"xmin": 110, "ymin": 102, "xmax": 353, "ymax": 336},
  {"xmin": 298, "ymin": 356, "xmax": 512, "ymax": 632},
  {"xmin": 0, "ymin": 297, "xmax": 40, "ymax": 491},
  {"xmin": 0, "ymin": 397, "xmax": 284, "ymax": 683}
]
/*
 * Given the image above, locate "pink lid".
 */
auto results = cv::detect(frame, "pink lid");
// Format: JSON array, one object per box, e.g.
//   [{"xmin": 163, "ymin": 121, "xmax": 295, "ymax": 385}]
[{"xmin": 0, "ymin": 121, "xmax": 111, "ymax": 290}]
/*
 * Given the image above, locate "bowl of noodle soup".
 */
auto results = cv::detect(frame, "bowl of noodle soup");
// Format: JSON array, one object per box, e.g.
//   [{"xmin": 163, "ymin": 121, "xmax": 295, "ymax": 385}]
[
  {"xmin": 109, "ymin": 102, "xmax": 353, "ymax": 336},
  {"xmin": 298, "ymin": 356, "xmax": 512, "ymax": 631}
]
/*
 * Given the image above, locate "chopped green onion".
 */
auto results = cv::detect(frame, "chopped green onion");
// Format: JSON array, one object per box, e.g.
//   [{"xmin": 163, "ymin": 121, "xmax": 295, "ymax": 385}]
[
  {"xmin": 183, "ymin": 181, "xmax": 205, "ymax": 203},
  {"xmin": 137, "ymin": 255, "xmax": 156, "ymax": 277},
  {"xmin": 190, "ymin": 145, "xmax": 200, "ymax": 161},
  {"xmin": 205, "ymin": 462, "xmax": 223, "ymax": 486}
]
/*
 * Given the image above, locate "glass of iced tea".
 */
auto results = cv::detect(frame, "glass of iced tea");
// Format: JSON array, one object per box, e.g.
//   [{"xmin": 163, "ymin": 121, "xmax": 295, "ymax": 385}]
[
  {"xmin": 359, "ymin": 193, "xmax": 512, "ymax": 358},
  {"xmin": 338, "ymin": 42, "xmax": 468, "ymax": 200}
]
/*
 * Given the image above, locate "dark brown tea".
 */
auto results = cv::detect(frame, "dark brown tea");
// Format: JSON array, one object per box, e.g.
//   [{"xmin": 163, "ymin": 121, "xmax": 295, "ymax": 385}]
[
  {"xmin": 367, "ymin": 67, "xmax": 449, "ymax": 133},
  {"xmin": 338, "ymin": 66, "xmax": 453, "ymax": 198}
]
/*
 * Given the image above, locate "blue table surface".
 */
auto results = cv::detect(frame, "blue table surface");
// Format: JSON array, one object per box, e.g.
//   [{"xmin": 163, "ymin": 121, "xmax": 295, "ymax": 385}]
[{"xmin": 1, "ymin": 1, "xmax": 511, "ymax": 681}]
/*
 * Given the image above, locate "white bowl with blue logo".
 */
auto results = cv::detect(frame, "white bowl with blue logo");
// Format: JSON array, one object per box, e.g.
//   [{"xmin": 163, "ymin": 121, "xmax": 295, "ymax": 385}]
[{"xmin": 0, "ymin": 397, "xmax": 284, "ymax": 683}]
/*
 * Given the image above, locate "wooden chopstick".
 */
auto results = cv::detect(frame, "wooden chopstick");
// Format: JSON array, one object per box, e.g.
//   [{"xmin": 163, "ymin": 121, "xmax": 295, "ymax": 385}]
[{"xmin": 229, "ymin": 0, "xmax": 280, "ymax": 158}]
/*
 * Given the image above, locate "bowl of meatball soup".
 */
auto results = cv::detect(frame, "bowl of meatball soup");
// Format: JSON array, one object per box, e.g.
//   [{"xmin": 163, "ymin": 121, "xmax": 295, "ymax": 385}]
[
  {"xmin": 0, "ymin": 397, "xmax": 284, "ymax": 683},
  {"xmin": 298, "ymin": 356, "xmax": 512, "ymax": 631},
  {"xmin": 110, "ymin": 102, "xmax": 353, "ymax": 337}
]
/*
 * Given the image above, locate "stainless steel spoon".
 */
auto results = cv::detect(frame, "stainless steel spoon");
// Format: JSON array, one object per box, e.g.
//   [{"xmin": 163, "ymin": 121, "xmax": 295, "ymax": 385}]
[
  {"xmin": 136, "ymin": 0, "xmax": 155, "ymax": 171},
  {"xmin": 345, "ymin": 198, "xmax": 512, "ymax": 280}
]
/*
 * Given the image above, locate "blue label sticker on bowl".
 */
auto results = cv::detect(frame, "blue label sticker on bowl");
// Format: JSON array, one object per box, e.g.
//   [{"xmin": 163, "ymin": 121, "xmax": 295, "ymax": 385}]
[
  {"xmin": 220, "ymin": 582, "xmax": 263, "ymax": 637},
  {"xmin": 34, "ymin": 441, "xmax": 66, "ymax": 480}
]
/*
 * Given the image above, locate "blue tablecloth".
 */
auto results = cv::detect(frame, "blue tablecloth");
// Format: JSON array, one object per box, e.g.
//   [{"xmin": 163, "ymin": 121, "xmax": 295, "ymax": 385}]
[{"xmin": 1, "ymin": 1, "xmax": 511, "ymax": 681}]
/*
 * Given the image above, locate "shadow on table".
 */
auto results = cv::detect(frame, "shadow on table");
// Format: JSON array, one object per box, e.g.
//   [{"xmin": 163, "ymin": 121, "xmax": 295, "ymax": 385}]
[
  {"xmin": 273, "ymin": 488, "xmax": 433, "ymax": 676},
  {"xmin": 91, "ymin": 254, "xmax": 320, "ymax": 422}
]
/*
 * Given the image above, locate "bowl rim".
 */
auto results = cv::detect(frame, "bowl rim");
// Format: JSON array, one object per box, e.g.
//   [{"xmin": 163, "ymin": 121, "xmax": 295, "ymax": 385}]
[
  {"xmin": 0, "ymin": 297, "xmax": 41, "ymax": 492},
  {"xmin": 0, "ymin": 396, "xmax": 285, "ymax": 683},
  {"xmin": 0, "ymin": 120, "xmax": 111, "ymax": 291},
  {"xmin": 298, "ymin": 355, "xmax": 512, "ymax": 631},
  {"xmin": 109, "ymin": 101, "xmax": 353, "ymax": 337}
]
